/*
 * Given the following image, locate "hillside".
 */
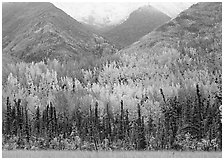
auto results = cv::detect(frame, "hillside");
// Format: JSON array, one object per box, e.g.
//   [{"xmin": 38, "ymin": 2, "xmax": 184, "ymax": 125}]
[
  {"xmin": 117, "ymin": 1, "xmax": 222, "ymax": 97},
  {"xmin": 102, "ymin": 5, "xmax": 171, "ymax": 48},
  {"xmin": 122, "ymin": 2, "xmax": 221, "ymax": 55},
  {"xmin": 2, "ymin": 2, "xmax": 117, "ymax": 63}
]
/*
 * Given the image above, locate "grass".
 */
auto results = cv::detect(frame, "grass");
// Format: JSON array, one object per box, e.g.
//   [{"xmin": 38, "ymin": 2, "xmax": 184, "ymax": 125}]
[{"xmin": 2, "ymin": 150, "xmax": 222, "ymax": 158}]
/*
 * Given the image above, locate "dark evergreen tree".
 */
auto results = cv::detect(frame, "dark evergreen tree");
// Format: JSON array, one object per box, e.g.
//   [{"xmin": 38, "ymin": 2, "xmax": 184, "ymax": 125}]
[
  {"xmin": 35, "ymin": 106, "xmax": 40, "ymax": 136},
  {"xmin": 192, "ymin": 84, "xmax": 203, "ymax": 139},
  {"xmin": 16, "ymin": 99, "xmax": 22, "ymax": 135},
  {"xmin": 6, "ymin": 97, "xmax": 12, "ymax": 135},
  {"xmin": 25, "ymin": 106, "xmax": 30, "ymax": 141},
  {"xmin": 160, "ymin": 88, "xmax": 166, "ymax": 104},
  {"xmin": 53, "ymin": 107, "xmax": 57, "ymax": 136},
  {"xmin": 49, "ymin": 102, "xmax": 53, "ymax": 138},
  {"xmin": 46, "ymin": 103, "xmax": 49, "ymax": 136},
  {"xmin": 125, "ymin": 109, "xmax": 130, "ymax": 136},
  {"xmin": 119, "ymin": 100, "xmax": 124, "ymax": 140},
  {"xmin": 11, "ymin": 105, "xmax": 17, "ymax": 136},
  {"xmin": 42, "ymin": 108, "xmax": 46, "ymax": 136},
  {"xmin": 136, "ymin": 103, "xmax": 146, "ymax": 150},
  {"xmin": 106, "ymin": 103, "xmax": 111, "ymax": 139}
]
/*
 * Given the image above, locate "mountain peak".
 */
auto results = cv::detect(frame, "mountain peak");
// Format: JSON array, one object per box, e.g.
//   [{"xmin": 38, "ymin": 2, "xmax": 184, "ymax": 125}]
[
  {"xmin": 136, "ymin": 4, "xmax": 157, "ymax": 12},
  {"xmin": 122, "ymin": 2, "xmax": 221, "ymax": 55},
  {"xmin": 2, "ymin": 2, "xmax": 117, "ymax": 63},
  {"xmin": 102, "ymin": 5, "xmax": 171, "ymax": 48}
]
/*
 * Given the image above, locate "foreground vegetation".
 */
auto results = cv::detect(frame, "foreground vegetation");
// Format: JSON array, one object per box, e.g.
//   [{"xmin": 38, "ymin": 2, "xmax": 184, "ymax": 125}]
[
  {"xmin": 2, "ymin": 150, "xmax": 222, "ymax": 158},
  {"xmin": 2, "ymin": 43, "xmax": 222, "ymax": 151}
]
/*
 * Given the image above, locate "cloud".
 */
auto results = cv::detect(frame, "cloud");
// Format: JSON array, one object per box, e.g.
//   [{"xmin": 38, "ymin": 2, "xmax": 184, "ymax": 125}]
[
  {"xmin": 53, "ymin": 2, "xmax": 195, "ymax": 26},
  {"xmin": 53, "ymin": 2, "xmax": 148, "ymax": 26}
]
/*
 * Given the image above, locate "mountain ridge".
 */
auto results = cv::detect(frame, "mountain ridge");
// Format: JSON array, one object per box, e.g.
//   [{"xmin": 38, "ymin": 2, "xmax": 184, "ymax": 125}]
[
  {"xmin": 121, "ymin": 2, "xmax": 222, "ymax": 54},
  {"xmin": 101, "ymin": 5, "xmax": 171, "ymax": 48},
  {"xmin": 2, "ymin": 2, "xmax": 117, "ymax": 63}
]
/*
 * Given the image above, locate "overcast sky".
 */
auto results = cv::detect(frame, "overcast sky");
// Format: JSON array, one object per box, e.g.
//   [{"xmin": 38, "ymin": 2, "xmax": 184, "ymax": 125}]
[{"xmin": 53, "ymin": 2, "xmax": 195, "ymax": 26}]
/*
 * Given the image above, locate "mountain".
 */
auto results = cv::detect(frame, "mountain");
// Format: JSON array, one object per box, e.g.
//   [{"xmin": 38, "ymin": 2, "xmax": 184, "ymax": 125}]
[
  {"xmin": 101, "ymin": 5, "xmax": 171, "ymax": 48},
  {"xmin": 118, "ymin": 2, "xmax": 221, "ymax": 91},
  {"xmin": 121, "ymin": 2, "xmax": 221, "ymax": 56},
  {"xmin": 2, "ymin": 2, "xmax": 117, "ymax": 63},
  {"xmin": 115, "ymin": 2, "xmax": 222, "ymax": 103}
]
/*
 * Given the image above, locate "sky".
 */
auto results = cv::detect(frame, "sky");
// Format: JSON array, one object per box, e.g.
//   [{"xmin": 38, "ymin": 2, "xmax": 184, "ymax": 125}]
[{"xmin": 53, "ymin": 2, "xmax": 195, "ymax": 27}]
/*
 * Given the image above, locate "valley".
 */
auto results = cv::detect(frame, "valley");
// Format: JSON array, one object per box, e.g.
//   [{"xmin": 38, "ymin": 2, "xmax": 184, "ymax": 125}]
[{"xmin": 2, "ymin": 2, "xmax": 222, "ymax": 155}]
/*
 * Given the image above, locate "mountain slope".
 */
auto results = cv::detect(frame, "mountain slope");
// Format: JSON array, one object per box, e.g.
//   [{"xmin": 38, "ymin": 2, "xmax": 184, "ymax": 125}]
[
  {"xmin": 102, "ymin": 5, "xmax": 171, "ymax": 48},
  {"xmin": 2, "ymin": 2, "xmax": 117, "ymax": 63},
  {"xmin": 116, "ymin": 2, "xmax": 221, "ymax": 100},
  {"xmin": 122, "ymin": 2, "xmax": 221, "ymax": 57}
]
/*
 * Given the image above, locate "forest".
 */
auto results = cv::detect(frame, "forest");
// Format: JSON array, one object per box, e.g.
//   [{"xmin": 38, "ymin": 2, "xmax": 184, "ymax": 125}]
[
  {"xmin": 2, "ymin": 37, "xmax": 222, "ymax": 151},
  {"xmin": 2, "ymin": 2, "xmax": 222, "ymax": 154}
]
